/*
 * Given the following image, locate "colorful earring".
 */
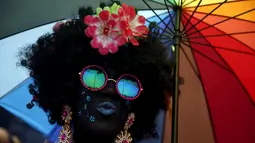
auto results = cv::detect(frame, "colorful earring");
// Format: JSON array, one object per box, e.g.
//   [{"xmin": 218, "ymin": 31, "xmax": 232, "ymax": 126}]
[
  {"xmin": 58, "ymin": 105, "xmax": 72, "ymax": 143},
  {"xmin": 115, "ymin": 113, "xmax": 135, "ymax": 143}
]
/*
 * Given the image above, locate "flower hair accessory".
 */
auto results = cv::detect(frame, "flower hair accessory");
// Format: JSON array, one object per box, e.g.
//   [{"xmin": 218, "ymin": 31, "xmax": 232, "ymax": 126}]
[{"xmin": 84, "ymin": 3, "xmax": 149, "ymax": 55}]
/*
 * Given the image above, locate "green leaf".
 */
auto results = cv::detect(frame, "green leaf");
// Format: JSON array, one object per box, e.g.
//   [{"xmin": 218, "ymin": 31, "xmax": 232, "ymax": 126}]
[{"xmin": 96, "ymin": 7, "xmax": 103, "ymax": 15}]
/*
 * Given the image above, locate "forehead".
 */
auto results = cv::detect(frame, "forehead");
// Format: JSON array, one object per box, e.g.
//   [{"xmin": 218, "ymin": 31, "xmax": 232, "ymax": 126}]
[
  {"xmin": 101, "ymin": 63, "xmax": 130, "ymax": 78},
  {"xmin": 82, "ymin": 47, "xmax": 140, "ymax": 77}
]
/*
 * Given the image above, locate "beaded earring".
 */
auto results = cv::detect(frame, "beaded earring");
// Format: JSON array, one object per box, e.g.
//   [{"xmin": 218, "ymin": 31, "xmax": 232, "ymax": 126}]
[
  {"xmin": 115, "ymin": 113, "xmax": 135, "ymax": 143},
  {"xmin": 58, "ymin": 105, "xmax": 72, "ymax": 143}
]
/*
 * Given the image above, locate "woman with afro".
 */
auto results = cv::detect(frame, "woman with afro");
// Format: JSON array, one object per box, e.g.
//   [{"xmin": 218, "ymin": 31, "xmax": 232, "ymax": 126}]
[{"xmin": 19, "ymin": 1, "xmax": 174, "ymax": 143}]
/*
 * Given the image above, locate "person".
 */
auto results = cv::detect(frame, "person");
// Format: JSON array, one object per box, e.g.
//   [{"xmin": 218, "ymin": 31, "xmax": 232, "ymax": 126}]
[
  {"xmin": 0, "ymin": 106, "xmax": 46, "ymax": 143},
  {"xmin": 0, "ymin": 128, "xmax": 21, "ymax": 143},
  {"xmin": 19, "ymin": 1, "xmax": 174, "ymax": 143}
]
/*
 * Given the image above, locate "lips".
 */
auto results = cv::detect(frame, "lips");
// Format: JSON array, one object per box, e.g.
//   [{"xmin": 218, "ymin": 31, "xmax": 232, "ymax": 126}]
[{"xmin": 96, "ymin": 101, "xmax": 117, "ymax": 116}]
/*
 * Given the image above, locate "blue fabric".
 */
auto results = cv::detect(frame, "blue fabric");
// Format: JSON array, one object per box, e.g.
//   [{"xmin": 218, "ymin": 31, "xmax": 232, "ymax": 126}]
[{"xmin": 0, "ymin": 78, "xmax": 57, "ymax": 136}]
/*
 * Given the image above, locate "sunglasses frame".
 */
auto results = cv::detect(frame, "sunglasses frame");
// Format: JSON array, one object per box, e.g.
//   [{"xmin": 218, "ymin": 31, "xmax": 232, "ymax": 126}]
[{"xmin": 79, "ymin": 65, "xmax": 143, "ymax": 100}]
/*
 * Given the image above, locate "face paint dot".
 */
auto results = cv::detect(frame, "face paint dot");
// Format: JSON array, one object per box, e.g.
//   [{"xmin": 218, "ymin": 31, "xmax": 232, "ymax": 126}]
[
  {"xmin": 89, "ymin": 116, "xmax": 95, "ymax": 122},
  {"xmin": 86, "ymin": 96, "xmax": 91, "ymax": 101},
  {"xmin": 78, "ymin": 111, "xmax": 82, "ymax": 116}
]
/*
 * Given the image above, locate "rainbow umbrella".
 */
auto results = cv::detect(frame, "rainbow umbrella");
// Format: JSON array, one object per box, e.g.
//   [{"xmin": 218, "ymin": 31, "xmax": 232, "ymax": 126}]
[
  {"xmin": 143, "ymin": 0, "xmax": 255, "ymax": 143},
  {"xmin": 1, "ymin": 0, "xmax": 255, "ymax": 143}
]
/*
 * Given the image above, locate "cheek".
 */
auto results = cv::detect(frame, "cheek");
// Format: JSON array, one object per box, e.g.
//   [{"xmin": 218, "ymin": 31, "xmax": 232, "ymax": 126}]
[
  {"xmin": 74, "ymin": 93, "xmax": 130, "ymax": 134},
  {"xmin": 116, "ymin": 101, "xmax": 129, "ymax": 119}
]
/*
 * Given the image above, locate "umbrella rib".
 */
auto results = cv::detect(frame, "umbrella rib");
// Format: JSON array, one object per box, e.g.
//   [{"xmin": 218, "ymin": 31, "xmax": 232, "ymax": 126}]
[
  {"xmin": 179, "ymin": 13, "xmax": 219, "ymax": 143},
  {"xmin": 160, "ymin": 31, "xmax": 173, "ymax": 37},
  {"xmin": 183, "ymin": 0, "xmax": 198, "ymax": 7},
  {"xmin": 180, "ymin": 44, "xmax": 200, "ymax": 77},
  {"xmin": 160, "ymin": 33, "xmax": 174, "ymax": 38},
  {"xmin": 166, "ymin": 39, "xmax": 174, "ymax": 48},
  {"xmin": 181, "ymin": 0, "xmax": 228, "ymax": 36},
  {"xmin": 159, "ymin": 28, "xmax": 174, "ymax": 38},
  {"xmin": 146, "ymin": 19, "xmax": 173, "ymax": 37},
  {"xmin": 161, "ymin": 35, "xmax": 174, "ymax": 39},
  {"xmin": 162, "ymin": 39, "xmax": 173, "ymax": 45},
  {"xmin": 182, "ymin": 39, "xmax": 255, "ymax": 56},
  {"xmin": 184, "ymin": 0, "xmax": 250, "ymax": 9},
  {"xmin": 146, "ymin": 20, "xmax": 174, "ymax": 36},
  {"xmin": 181, "ymin": 9, "xmax": 255, "ymax": 55},
  {"xmin": 159, "ymin": 13, "xmax": 176, "ymax": 38},
  {"xmin": 181, "ymin": 42, "xmax": 232, "ymax": 72},
  {"xmin": 146, "ymin": 11, "xmax": 169, "ymax": 21},
  {"xmin": 164, "ymin": 0, "xmax": 176, "ymax": 29},
  {"xmin": 143, "ymin": 0, "xmax": 175, "ymax": 35},
  {"xmin": 184, "ymin": 31, "xmax": 255, "ymax": 39},
  {"xmin": 201, "ymin": 32, "xmax": 255, "ymax": 106},
  {"xmin": 187, "ymin": 8, "xmax": 255, "ymax": 36},
  {"xmin": 183, "ymin": 31, "xmax": 255, "ymax": 54},
  {"xmin": 181, "ymin": 0, "xmax": 203, "ymax": 34},
  {"xmin": 166, "ymin": 0, "xmax": 176, "ymax": 6},
  {"xmin": 184, "ymin": 40, "xmax": 218, "ymax": 143},
  {"xmin": 146, "ymin": 0, "xmax": 174, "ymax": 7},
  {"xmin": 182, "ymin": 0, "xmax": 188, "ymax": 6}
]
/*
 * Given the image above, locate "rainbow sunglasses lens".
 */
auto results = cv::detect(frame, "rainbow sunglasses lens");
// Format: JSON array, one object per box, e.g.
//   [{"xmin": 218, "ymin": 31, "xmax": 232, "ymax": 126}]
[
  {"xmin": 80, "ymin": 66, "xmax": 141, "ymax": 100},
  {"xmin": 81, "ymin": 67, "xmax": 106, "ymax": 90},
  {"xmin": 117, "ymin": 75, "xmax": 140, "ymax": 100}
]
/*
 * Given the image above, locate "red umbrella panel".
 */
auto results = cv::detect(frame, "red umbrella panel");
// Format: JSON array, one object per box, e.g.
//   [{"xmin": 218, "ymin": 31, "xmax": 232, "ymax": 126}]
[
  {"xmin": 144, "ymin": 0, "xmax": 255, "ymax": 143},
  {"xmin": 180, "ymin": 15, "xmax": 255, "ymax": 143},
  {"xmin": 180, "ymin": 2, "xmax": 255, "ymax": 143}
]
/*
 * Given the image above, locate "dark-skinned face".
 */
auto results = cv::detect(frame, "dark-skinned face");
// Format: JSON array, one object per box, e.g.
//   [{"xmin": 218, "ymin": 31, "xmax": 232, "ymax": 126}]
[{"xmin": 73, "ymin": 67, "xmax": 136, "ymax": 143}]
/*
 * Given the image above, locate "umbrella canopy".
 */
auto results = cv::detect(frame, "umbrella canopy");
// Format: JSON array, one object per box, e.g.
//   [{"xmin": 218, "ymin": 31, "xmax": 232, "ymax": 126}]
[
  {"xmin": 1, "ymin": 0, "xmax": 255, "ymax": 143},
  {"xmin": 144, "ymin": 0, "xmax": 255, "ymax": 143},
  {"xmin": 0, "ymin": 0, "xmax": 166, "ymax": 39}
]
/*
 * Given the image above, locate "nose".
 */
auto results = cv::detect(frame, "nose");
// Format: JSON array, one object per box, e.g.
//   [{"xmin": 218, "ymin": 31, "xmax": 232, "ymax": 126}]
[{"xmin": 101, "ymin": 79, "xmax": 117, "ymax": 94}]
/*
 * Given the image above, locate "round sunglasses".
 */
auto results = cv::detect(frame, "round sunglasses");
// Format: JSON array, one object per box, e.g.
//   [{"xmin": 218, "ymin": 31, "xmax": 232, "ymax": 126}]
[{"xmin": 79, "ymin": 65, "xmax": 143, "ymax": 100}]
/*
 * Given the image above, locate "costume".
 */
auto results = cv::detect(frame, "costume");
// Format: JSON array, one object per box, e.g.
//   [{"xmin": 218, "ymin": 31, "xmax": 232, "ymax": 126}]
[{"xmin": 45, "ymin": 3, "xmax": 148, "ymax": 143}]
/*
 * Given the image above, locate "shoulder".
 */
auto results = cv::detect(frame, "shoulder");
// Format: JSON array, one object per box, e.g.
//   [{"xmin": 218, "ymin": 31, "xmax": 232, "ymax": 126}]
[{"xmin": 0, "ymin": 106, "xmax": 45, "ymax": 143}]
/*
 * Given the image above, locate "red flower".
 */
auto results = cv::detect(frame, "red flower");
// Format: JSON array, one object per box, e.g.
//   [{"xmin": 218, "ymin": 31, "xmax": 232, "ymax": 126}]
[
  {"xmin": 117, "ymin": 4, "xmax": 149, "ymax": 46},
  {"xmin": 84, "ymin": 10, "xmax": 127, "ymax": 55},
  {"xmin": 53, "ymin": 22, "xmax": 64, "ymax": 32}
]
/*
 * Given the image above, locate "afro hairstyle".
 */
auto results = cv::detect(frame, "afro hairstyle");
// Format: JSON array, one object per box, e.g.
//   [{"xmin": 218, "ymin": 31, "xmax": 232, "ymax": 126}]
[{"xmin": 19, "ymin": 1, "xmax": 175, "ymax": 141}]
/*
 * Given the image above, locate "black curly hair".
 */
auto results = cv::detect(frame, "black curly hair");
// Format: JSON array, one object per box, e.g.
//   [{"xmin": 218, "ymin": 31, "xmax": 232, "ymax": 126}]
[{"xmin": 19, "ymin": 2, "xmax": 174, "ymax": 141}]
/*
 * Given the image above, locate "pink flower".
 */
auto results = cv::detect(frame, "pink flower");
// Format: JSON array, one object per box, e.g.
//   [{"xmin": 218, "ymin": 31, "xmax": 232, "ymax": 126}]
[
  {"xmin": 117, "ymin": 4, "xmax": 149, "ymax": 46},
  {"xmin": 53, "ymin": 22, "xmax": 64, "ymax": 32},
  {"xmin": 84, "ymin": 10, "xmax": 127, "ymax": 55}
]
